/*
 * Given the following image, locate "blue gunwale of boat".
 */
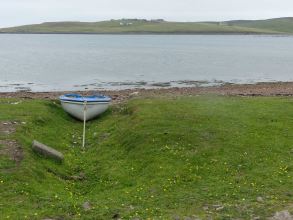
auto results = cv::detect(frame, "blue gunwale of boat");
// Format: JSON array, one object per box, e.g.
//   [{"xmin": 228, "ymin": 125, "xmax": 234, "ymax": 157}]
[{"xmin": 59, "ymin": 94, "xmax": 111, "ymax": 103}]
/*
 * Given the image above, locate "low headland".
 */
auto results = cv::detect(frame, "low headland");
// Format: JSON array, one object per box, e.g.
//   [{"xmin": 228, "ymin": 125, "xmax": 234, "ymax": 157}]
[
  {"xmin": 1, "ymin": 82, "xmax": 293, "ymax": 219},
  {"xmin": 1, "ymin": 17, "xmax": 293, "ymax": 35}
]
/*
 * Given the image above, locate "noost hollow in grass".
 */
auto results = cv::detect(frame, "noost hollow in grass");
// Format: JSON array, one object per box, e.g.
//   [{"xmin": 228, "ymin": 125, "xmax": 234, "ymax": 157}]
[{"xmin": 0, "ymin": 96, "xmax": 293, "ymax": 219}]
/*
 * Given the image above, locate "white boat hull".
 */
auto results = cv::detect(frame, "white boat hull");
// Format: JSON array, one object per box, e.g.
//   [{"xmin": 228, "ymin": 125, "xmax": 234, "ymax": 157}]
[{"xmin": 61, "ymin": 101, "xmax": 110, "ymax": 121}]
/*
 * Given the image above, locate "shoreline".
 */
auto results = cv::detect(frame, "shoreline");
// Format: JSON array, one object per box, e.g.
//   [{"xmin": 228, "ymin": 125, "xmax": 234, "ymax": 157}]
[
  {"xmin": 1, "ymin": 82, "xmax": 293, "ymax": 103},
  {"xmin": 0, "ymin": 32, "xmax": 291, "ymax": 36}
]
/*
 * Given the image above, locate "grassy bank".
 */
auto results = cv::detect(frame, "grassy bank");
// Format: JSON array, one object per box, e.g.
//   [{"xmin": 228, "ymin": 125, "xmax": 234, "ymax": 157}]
[
  {"xmin": 0, "ymin": 18, "xmax": 289, "ymax": 34},
  {"xmin": 1, "ymin": 96, "xmax": 293, "ymax": 219}
]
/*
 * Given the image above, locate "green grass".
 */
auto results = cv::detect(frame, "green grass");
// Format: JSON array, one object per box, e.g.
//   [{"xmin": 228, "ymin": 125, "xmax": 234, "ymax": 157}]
[
  {"xmin": 0, "ymin": 18, "xmax": 288, "ymax": 34},
  {"xmin": 1, "ymin": 96, "xmax": 293, "ymax": 219}
]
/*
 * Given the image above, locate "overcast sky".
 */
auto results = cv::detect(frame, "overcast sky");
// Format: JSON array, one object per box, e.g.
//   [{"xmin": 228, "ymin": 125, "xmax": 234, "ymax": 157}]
[{"xmin": 1, "ymin": 0, "xmax": 293, "ymax": 28}]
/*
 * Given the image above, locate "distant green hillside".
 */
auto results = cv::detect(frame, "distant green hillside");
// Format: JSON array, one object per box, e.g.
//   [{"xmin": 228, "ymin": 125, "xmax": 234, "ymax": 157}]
[
  {"xmin": 225, "ymin": 17, "xmax": 293, "ymax": 34},
  {"xmin": 0, "ymin": 18, "xmax": 292, "ymax": 34}
]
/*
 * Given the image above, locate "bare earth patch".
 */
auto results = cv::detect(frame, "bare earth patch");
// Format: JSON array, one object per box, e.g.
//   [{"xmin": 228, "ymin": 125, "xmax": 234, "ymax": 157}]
[
  {"xmin": 0, "ymin": 121, "xmax": 17, "ymax": 135},
  {"xmin": 0, "ymin": 121, "xmax": 23, "ymax": 167},
  {"xmin": 0, "ymin": 140, "xmax": 23, "ymax": 165}
]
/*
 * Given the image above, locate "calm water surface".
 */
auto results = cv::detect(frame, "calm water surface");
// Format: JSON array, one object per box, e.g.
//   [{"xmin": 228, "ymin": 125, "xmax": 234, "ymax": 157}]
[{"xmin": 0, "ymin": 34, "xmax": 292, "ymax": 92}]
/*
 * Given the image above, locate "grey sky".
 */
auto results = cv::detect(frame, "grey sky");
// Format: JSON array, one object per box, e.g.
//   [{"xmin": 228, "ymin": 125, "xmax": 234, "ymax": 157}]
[{"xmin": 1, "ymin": 0, "xmax": 293, "ymax": 28}]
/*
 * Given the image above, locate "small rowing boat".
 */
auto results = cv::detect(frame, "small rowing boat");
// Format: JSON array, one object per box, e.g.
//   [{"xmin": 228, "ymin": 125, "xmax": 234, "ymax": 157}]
[{"xmin": 59, "ymin": 94, "xmax": 111, "ymax": 121}]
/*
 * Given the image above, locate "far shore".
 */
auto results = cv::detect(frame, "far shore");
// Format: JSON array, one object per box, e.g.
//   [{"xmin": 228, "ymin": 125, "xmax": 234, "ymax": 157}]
[
  {"xmin": 1, "ymin": 82, "xmax": 293, "ymax": 103},
  {"xmin": 0, "ymin": 32, "xmax": 291, "ymax": 36}
]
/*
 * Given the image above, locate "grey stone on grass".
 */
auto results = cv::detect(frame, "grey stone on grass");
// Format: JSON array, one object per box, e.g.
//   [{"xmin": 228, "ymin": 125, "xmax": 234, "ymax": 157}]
[
  {"xmin": 32, "ymin": 140, "xmax": 64, "ymax": 161},
  {"xmin": 82, "ymin": 201, "xmax": 91, "ymax": 211},
  {"xmin": 256, "ymin": 196, "xmax": 264, "ymax": 203},
  {"xmin": 270, "ymin": 210, "xmax": 293, "ymax": 220},
  {"xmin": 173, "ymin": 215, "xmax": 180, "ymax": 220}
]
